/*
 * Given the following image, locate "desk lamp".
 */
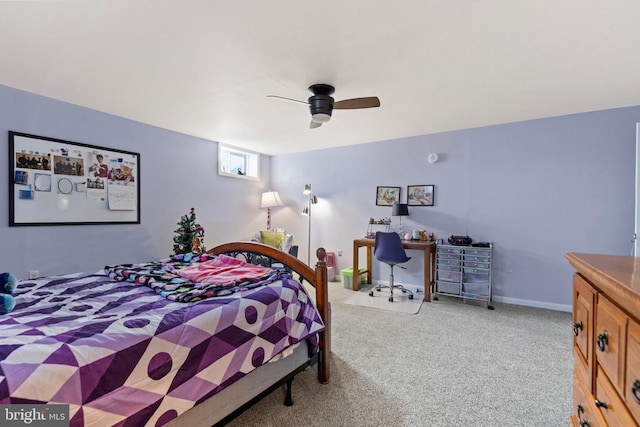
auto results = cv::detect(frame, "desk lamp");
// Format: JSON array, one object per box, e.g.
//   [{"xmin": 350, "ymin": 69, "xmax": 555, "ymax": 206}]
[
  {"xmin": 260, "ymin": 190, "xmax": 282, "ymax": 230},
  {"xmin": 392, "ymin": 203, "xmax": 409, "ymax": 239}
]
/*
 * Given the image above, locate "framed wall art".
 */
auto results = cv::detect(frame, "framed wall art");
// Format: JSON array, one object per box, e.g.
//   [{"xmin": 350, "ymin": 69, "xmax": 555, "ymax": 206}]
[
  {"xmin": 9, "ymin": 131, "xmax": 140, "ymax": 226},
  {"xmin": 376, "ymin": 186, "xmax": 401, "ymax": 206},
  {"xmin": 407, "ymin": 185, "xmax": 435, "ymax": 206}
]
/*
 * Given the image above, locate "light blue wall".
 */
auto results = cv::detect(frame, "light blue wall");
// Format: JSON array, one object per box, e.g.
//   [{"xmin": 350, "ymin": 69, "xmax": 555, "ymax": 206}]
[
  {"xmin": 271, "ymin": 107, "xmax": 640, "ymax": 310},
  {"xmin": 2, "ymin": 83, "xmax": 638, "ymax": 310},
  {"xmin": 0, "ymin": 85, "xmax": 270, "ymax": 277}
]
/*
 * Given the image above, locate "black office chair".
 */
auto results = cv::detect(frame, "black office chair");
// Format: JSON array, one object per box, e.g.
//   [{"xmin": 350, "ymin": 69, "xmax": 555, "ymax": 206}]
[{"xmin": 369, "ymin": 232, "xmax": 414, "ymax": 302}]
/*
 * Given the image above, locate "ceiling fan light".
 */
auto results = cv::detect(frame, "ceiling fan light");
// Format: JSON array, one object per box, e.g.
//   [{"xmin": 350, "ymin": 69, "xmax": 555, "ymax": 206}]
[{"xmin": 311, "ymin": 113, "xmax": 331, "ymax": 123}]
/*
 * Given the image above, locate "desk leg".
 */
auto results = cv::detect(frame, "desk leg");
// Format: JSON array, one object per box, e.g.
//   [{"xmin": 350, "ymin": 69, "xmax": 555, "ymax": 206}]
[
  {"xmin": 352, "ymin": 241, "xmax": 359, "ymax": 291},
  {"xmin": 366, "ymin": 246, "xmax": 372, "ymax": 285},
  {"xmin": 423, "ymin": 248, "xmax": 431, "ymax": 302}
]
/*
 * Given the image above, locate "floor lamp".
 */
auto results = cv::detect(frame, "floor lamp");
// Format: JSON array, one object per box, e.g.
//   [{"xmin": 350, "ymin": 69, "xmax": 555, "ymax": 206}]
[
  {"xmin": 260, "ymin": 190, "xmax": 282, "ymax": 230},
  {"xmin": 301, "ymin": 184, "xmax": 318, "ymax": 264}
]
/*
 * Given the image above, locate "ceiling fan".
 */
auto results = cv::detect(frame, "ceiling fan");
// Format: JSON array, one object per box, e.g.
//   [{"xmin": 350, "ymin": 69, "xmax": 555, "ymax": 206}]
[{"xmin": 267, "ymin": 84, "xmax": 381, "ymax": 129}]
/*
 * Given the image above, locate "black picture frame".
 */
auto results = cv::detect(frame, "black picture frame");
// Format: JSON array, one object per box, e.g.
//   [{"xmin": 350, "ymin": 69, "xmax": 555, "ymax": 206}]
[
  {"xmin": 9, "ymin": 131, "xmax": 140, "ymax": 226},
  {"xmin": 407, "ymin": 185, "xmax": 435, "ymax": 206},
  {"xmin": 376, "ymin": 186, "xmax": 401, "ymax": 206}
]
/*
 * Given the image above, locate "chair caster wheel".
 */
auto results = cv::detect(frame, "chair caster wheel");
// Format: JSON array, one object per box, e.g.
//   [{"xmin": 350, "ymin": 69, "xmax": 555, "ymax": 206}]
[
  {"xmin": 375, "ymin": 288, "xmax": 381, "ymax": 292},
  {"xmin": 389, "ymin": 296, "xmax": 393, "ymax": 302},
  {"xmin": 409, "ymin": 294, "xmax": 414, "ymax": 300},
  {"xmin": 369, "ymin": 291, "xmax": 374, "ymax": 297},
  {"xmin": 401, "ymin": 289, "xmax": 407, "ymax": 293}
]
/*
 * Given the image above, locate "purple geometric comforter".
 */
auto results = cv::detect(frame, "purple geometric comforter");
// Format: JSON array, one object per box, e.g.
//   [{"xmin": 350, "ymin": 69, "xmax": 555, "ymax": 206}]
[{"xmin": 0, "ymin": 270, "xmax": 324, "ymax": 426}]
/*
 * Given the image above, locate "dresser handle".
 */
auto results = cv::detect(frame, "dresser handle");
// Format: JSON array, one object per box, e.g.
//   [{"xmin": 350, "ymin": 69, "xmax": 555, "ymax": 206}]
[
  {"xmin": 594, "ymin": 399, "xmax": 608, "ymax": 409},
  {"xmin": 596, "ymin": 331, "xmax": 608, "ymax": 352},
  {"xmin": 576, "ymin": 404, "xmax": 591, "ymax": 427},
  {"xmin": 573, "ymin": 321, "xmax": 583, "ymax": 336},
  {"xmin": 632, "ymin": 380, "xmax": 640, "ymax": 404}
]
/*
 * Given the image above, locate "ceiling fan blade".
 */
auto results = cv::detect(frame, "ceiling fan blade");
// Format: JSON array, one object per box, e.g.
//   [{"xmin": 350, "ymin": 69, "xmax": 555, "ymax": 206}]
[
  {"xmin": 333, "ymin": 96, "xmax": 380, "ymax": 110},
  {"xmin": 310, "ymin": 120, "xmax": 322, "ymax": 129},
  {"xmin": 266, "ymin": 95, "xmax": 308, "ymax": 105}
]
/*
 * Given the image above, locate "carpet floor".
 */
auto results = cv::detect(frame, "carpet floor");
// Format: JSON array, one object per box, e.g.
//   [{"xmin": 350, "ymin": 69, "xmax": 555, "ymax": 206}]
[{"xmin": 228, "ymin": 281, "xmax": 573, "ymax": 426}]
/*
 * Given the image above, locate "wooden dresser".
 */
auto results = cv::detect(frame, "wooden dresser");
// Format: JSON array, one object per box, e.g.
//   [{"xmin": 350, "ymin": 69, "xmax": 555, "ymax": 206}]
[{"xmin": 566, "ymin": 253, "xmax": 640, "ymax": 426}]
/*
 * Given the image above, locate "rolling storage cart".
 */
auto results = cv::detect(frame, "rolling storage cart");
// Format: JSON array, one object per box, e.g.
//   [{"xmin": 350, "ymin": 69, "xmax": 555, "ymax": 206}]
[{"xmin": 434, "ymin": 243, "xmax": 494, "ymax": 309}]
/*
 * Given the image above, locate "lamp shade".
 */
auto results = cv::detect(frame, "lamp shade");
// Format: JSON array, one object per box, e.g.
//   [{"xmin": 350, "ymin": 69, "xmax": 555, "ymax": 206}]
[
  {"xmin": 392, "ymin": 203, "xmax": 409, "ymax": 216},
  {"xmin": 301, "ymin": 206, "xmax": 310, "ymax": 215},
  {"xmin": 260, "ymin": 191, "xmax": 282, "ymax": 208},
  {"xmin": 303, "ymin": 184, "xmax": 312, "ymax": 195}
]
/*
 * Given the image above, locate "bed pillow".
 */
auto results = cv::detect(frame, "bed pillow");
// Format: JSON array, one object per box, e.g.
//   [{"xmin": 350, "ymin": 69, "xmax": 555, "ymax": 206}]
[
  {"xmin": 260, "ymin": 231, "xmax": 285, "ymax": 250},
  {"xmin": 282, "ymin": 234, "xmax": 294, "ymax": 254}
]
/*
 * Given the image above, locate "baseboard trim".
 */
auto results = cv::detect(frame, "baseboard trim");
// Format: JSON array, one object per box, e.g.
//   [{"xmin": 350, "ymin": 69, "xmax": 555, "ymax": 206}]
[
  {"xmin": 373, "ymin": 280, "xmax": 573, "ymax": 313},
  {"xmin": 492, "ymin": 296, "xmax": 571, "ymax": 313},
  {"xmin": 374, "ymin": 280, "xmax": 571, "ymax": 312}
]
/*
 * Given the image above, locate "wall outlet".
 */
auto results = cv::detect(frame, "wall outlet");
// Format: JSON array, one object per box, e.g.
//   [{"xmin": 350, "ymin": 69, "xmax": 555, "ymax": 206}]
[
  {"xmin": 28, "ymin": 270, "xmax": 39, "ymax": 279},
  {"xmin": 338, "ymin": 249, "xmax": 342, "ymax": 256}
]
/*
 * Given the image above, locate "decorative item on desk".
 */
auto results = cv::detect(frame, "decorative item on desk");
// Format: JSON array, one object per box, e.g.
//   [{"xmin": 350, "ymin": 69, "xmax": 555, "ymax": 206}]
[
  {"xmin": 366, "ymin": 217, "xmax": 391, "ymax": 238},
  {"xmin": 412, "ymin": 230, "xmax": 421, "ymax": 240},
  {"xmin": 419, "ymin": 229, "xmax": 427, "ymax": 241},
  {"xmin": 391, "ymin": 203, "xmax": 409, "ymax": 238},
  {"xmin": 404, "ymin": 233, "xmax": 413, "ymax": 241},
  {"xmin": 369, "ymin": 217, "xmax": 391, "ymax": 225},
  {"xmin": 448, "ymin": 235, "xmax": 473, "ymax": 246}
]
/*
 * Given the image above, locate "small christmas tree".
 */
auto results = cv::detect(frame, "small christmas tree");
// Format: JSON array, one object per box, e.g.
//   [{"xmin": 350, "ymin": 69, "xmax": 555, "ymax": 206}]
[{"xmin": 173, "ymin": 207, "xmax": 206, "ymax": 255}]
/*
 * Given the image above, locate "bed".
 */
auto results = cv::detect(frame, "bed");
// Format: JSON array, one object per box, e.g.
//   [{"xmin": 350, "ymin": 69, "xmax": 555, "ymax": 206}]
[{"xmin": 0, "ymin": 241, "xmax": 330, "ymax": 426}]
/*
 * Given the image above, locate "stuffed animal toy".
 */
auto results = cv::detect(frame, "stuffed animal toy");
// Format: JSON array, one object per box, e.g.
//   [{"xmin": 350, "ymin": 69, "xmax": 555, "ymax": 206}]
[{"xmin": 0, "ymin": 272, "xmax": 17, "ymax": 315}]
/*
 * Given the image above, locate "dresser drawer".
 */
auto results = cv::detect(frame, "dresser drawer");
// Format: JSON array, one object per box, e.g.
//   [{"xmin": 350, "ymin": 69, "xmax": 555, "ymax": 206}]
[
  {"xmin": 437, "ymin": 253, "xmax": 460, "ymax": 261},
  {"xmin": 573, "ymin": 368, "xmax": 606, "ymax": 427},
  {"xmin": 438, "ymin": 247, "xmax": 461, "ymax": 255},
  {"xmin": 626, "ymin": 318, "xmax": 640, "ymax": 425},
  {"xmin": 463, "ymin": 254, "xmax": 490, "ymax": 263},
  {"xmin": 437, "ymin": 259, "xmax": 461, "ymax": 267},
  {"xmin": 595, "ymin": 294, "xmax": 628, "ymax": 396},
  {"xmin": 463, "ymin": 266, "xmax": 489, "ymax": 274},
  {"xmin": 437, "ymin": 270, "xmax": 461, "ymax": 283},
  {"xmin": 437, "ymin": 263, "xmax": 460, "ymax": 271},
  {"xmin": 595, "ymin": 365, "xmax": 636, "ymax": 426},
  {"xmin": 436, "ymin": 280, "xmax": 461, "ymax": 295},
  {"xmin": 464, "ymin": 248, "xmax": 489, "ymax": 256},
  {"xmin": 463, "ymin": 260, "xmax": 490, "ymax": 269},
  {"xmin": 573, "ymin": 274, "xmax": 596, "ymax": 390}
]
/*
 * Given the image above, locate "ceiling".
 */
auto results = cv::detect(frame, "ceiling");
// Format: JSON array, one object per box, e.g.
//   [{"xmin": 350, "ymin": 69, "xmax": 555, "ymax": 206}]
[{"xmin": 1, "ymin": 1, "xmax": 640, "ymax": 156}]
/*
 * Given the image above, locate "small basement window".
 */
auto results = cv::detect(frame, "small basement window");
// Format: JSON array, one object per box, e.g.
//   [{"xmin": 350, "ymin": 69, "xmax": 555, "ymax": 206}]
[{"xmin": 218, "ymin": 144, "xmax": 259, "ymax": 180}]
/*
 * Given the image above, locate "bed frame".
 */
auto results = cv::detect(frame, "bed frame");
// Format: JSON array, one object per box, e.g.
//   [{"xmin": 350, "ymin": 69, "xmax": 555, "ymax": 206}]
[{"xmin": 167, "ymin": 241, "xmax": 330, "ymax": 426}]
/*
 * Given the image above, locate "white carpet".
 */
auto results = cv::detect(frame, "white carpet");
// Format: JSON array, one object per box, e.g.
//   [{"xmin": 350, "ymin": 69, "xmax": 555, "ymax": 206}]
[
  {"xmin": 343, "ymin": 285, "xmax": 423, "ymax": 314},
  {"xmin": 229, "ymin": 281, "xmax": 573, "ymax": 427}
]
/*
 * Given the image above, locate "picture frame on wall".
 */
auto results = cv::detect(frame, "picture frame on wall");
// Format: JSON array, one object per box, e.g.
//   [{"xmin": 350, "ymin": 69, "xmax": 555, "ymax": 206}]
[
  {"xmin": 407, "ymin": 185, "xmax": 435, "ymax": 206},
  {"xmin": 376, "ymin": 186, "xmax": 401, "ymax": 206},
  {"xmin": 9, "ymin": 131, "xmax": 140, "ymax": 226}
]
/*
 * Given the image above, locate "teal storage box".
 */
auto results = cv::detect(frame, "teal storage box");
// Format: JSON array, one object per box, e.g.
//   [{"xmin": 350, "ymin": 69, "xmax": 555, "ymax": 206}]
[{"xmin": 341, "ymin": 268, "xmax": 366, "ymax": 289}]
